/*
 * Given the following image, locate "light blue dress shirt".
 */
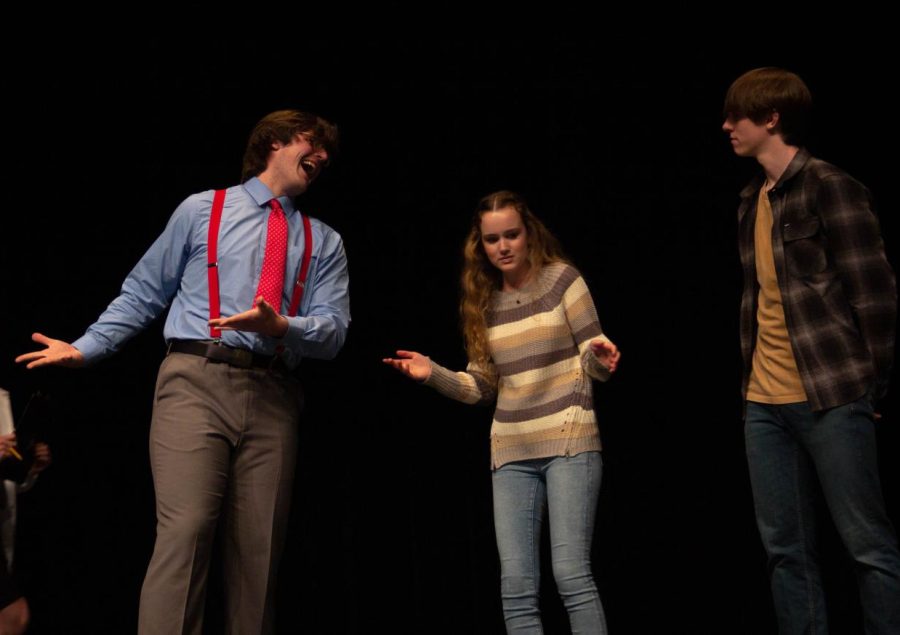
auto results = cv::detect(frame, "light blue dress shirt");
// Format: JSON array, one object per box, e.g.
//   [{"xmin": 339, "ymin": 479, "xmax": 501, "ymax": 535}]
[{"xmin": 72, "ymin": 177, "xmax": 350, "ymax": 369}]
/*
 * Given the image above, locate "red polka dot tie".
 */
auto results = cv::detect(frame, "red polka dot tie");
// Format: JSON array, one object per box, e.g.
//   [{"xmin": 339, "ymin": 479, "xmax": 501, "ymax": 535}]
[{"xmin": 254, "ymin": 199, "xmax": 288, "ymax": 310}]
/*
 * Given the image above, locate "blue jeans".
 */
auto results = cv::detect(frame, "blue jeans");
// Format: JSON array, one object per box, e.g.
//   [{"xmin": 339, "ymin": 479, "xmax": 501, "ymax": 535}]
[
  {"xmin": 745, "ymin": 399, "xmax": 900, "ymax": 634},
  {"xmin": 492, "ymin": 451, "xmax": 606, "ymax": 634}
]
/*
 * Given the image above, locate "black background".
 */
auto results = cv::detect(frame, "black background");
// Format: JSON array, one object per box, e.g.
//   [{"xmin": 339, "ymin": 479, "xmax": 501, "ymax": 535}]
[{"xmin": 1, "ymin": 31, "xmax": 897, "ymax": 634}]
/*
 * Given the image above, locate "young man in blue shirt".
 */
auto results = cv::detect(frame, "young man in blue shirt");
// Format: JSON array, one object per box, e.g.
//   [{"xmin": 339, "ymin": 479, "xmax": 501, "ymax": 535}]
[{"xmin": 17, "ymin": 109, "xmax": 351, "ymax": 634}]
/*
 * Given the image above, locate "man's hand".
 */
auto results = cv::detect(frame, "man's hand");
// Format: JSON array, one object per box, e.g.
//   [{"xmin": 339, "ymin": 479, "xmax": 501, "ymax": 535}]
[
  {"xmin": 208, "ymin": 296, "xmax": 289, "ymax": 338},
  {"xmin": 15, "ymin": 333, "xmax": 85, "ymax": 369}
]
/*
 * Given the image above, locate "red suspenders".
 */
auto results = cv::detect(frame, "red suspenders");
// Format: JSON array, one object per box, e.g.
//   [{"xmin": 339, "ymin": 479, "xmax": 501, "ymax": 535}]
[
  {"xmin": 207, "ymin": 190, "xmax": 313, "ymax": 340},
  {"xmin": 207, "ymin": 190, "xmax": 227, "ymax": 339},
  {"xmin": 289, "ymin": 208, "xmax": 314, "ymax": 317}
]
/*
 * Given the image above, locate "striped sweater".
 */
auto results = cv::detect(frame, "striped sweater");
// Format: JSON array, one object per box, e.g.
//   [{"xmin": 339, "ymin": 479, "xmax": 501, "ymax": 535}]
[{"xmin": 425, "ymin": 262, "xmax": 611, "ymax": 468}]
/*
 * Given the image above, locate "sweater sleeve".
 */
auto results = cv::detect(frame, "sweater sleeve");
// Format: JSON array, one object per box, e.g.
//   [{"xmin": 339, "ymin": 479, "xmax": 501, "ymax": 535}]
[
  {"xmin": 561, "ymin": 272, "xmax": 611, "ymax": 382},
  {"xmin": 424, "ymin": 358, "xmax": 498, "ymax": 405}
]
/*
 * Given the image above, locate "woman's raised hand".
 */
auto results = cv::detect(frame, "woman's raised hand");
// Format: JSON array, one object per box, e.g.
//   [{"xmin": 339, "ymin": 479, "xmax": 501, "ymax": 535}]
[{"xmin": 382, "ymin": 350, "xmax": 432, "ymax": 382}]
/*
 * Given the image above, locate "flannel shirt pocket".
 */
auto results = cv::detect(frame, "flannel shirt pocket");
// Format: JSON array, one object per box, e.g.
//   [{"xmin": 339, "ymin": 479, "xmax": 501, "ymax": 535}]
[{"xmin": 783, "ymin": 216, "xmax": 828, "ymax": 276}]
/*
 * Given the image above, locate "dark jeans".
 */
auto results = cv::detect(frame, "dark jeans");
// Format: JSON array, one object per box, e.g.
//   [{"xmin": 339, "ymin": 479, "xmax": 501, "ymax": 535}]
[{"xmin": 745, "ymin": 399, "xmax": 900, "ymax": 634}]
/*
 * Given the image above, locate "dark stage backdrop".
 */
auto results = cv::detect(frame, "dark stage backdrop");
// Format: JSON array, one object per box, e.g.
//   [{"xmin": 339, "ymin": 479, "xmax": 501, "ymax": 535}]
[{"xmin": 1, "ymin": 36, "xmax": 896, "ymax": 634}]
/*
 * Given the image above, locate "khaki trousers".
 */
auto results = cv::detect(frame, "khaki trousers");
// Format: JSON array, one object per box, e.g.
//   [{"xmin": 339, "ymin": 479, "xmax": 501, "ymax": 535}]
[{"xmin": 138, "ymin": 352, "xmax": 301, "ymax": 635}]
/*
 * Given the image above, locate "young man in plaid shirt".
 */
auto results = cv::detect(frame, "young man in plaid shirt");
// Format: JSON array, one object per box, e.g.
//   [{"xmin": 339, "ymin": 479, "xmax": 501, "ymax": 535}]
[{"xmin": 723, "ymin": 67, "xmax": 900, "ymax": 633}]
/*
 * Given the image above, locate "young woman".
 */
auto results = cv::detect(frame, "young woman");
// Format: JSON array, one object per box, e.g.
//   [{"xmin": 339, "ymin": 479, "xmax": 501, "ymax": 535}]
[{"xmin": 384, "ymin": 190, "xmax": 619, "ymax": 633}]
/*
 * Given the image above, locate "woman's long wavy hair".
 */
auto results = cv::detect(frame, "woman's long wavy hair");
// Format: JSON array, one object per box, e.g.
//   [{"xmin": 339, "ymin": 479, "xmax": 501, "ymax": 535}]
[{"xmin": 461, "ymin": 191, "xmax": 567, "ymax": 368}]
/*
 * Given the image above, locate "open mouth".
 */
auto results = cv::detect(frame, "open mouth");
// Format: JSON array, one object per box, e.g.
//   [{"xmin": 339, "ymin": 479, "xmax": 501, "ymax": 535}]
[{"xmin": 300, "ymin": 158, "xmax": 318, "ymax": 177}]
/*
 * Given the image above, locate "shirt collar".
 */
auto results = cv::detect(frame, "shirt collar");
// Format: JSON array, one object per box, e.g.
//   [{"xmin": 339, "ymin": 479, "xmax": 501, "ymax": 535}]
[
  {"xmin": 778, "ymin": 147, "xmax": 812, "ymax": 186},
  {"xmin": 242, "ymin": 177, "xmax": 298, "ymax": 216},
  {"xmin": 739, "ymin": 147, "xmax": 812, "ymax": 200}
]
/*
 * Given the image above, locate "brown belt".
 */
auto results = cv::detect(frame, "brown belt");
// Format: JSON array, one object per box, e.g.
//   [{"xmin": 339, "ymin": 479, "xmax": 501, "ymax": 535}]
[{"xmin": 167, "ymin": 340, "xmax": 290, "ymax": 373}]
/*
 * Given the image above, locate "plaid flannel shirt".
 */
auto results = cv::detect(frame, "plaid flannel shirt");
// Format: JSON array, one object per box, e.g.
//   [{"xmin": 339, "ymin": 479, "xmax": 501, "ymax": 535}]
[{"xmin": 738, "ymin": 148, "xmax": 897, "ymax": 411}]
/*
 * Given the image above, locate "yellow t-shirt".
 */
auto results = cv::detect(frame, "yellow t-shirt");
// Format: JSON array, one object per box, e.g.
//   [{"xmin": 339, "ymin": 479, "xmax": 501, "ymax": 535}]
[{"xmin": 747, "ymin": 187, "xmax": 807, "ymax": 403}]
